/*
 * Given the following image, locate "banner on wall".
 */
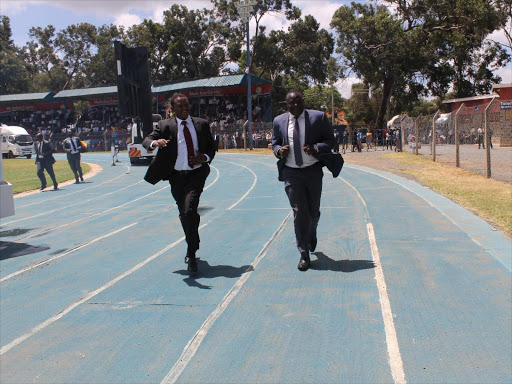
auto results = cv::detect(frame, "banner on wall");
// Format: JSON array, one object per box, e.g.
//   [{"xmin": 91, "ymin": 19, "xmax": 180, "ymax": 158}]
[{"xmin": 0, "ymin": 102, "xmax": 73, "ymax": 113}]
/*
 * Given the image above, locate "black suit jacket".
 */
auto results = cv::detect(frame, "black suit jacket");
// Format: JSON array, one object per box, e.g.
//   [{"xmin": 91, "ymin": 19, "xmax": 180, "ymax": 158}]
[
  {"xmin": 34, "ymin": 140, "xmax": 56, "ymax": 165},
  {"xmin": 142, "ymin": 116, "xmax": 216, "ymax": 185},
  {"xmin": 272, "ymin": 110, "xmax": 344, "ymax": 181}
]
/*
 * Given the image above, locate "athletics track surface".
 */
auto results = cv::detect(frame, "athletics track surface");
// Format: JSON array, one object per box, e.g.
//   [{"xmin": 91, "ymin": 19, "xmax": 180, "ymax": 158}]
[{"xmin": 0, "ymin": 152, "xmax": 510, "ymax": 384}]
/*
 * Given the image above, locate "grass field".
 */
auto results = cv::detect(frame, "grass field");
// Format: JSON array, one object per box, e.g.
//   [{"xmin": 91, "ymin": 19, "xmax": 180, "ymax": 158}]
[
  {"xmin": 382, "ymin": 152, "xmax": 512, "ymax": 236},
  {"xmin": 3, "ymin": 159, "xmax": 91, "ymax": 194}
]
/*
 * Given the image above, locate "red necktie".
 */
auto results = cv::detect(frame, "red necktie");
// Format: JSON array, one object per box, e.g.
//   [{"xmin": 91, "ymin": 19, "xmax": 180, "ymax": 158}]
[{"xmin": 182, "ymin": 121, "xmax": 194, "ymax": 168}]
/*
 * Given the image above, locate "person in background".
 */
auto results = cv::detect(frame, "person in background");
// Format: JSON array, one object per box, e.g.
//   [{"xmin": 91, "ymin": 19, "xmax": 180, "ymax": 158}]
[
  {"xmin": 34, "ymin": 132, "xmax": 58, "ymax": 191},
  {"xmin": 63, "ymin": 130, "xmax": 84, "ymax": 184}
]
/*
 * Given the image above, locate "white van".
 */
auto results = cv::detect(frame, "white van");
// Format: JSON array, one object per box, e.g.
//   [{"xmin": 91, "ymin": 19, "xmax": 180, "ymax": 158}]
[{"xmin": 0, "ymin": 124, "xmax": 34, "ymax": 159}]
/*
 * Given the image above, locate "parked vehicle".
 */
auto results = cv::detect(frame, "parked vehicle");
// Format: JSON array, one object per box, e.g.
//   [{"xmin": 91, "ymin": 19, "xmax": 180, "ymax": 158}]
[{"xmin": 0, "ymin": 124, "xmax": 34, "ymax": 159}]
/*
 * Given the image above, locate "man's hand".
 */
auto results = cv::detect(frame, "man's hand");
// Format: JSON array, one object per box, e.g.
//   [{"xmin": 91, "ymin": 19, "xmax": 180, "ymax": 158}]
[
  {"xmin": 279, "ymin": 145, "xmax": 290, "ymax": 158},
  {"xmin": 303, "ymin": 144, "xmax": 317, "ymax": 155},
  {"xmin": 153, "ymin": 139, "xmax": 171, "ymax": 148},
  {"xmin": 189, "ymin": 153, "xmax": 207, "ymax": 166}
]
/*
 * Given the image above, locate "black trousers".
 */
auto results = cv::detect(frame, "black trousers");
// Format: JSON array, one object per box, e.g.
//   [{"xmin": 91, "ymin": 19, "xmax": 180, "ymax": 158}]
[
  {"xmin": 67, "ymin": 153, "xmax": 83, "ymax": 180},
  {"xmin": 169, "ymin": 165, "xmax": 210, "ymax": 254},
  {"xmin": 36, "ymin": 159, "xmax": 57, "ymax": 188},
  {"xmin": 283, "ymin": 163, "xmax": 323, "ymax": 257}
]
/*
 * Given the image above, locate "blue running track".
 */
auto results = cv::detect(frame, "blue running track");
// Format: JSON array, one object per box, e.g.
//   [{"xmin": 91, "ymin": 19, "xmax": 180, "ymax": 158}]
[{"xmin": 0, "ymin": 152, "xmax": 510, "ymax": 383}]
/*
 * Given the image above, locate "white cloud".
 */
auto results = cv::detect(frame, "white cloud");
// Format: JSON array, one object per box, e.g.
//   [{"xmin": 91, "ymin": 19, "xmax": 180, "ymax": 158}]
[
  {"xmin": 335, "ymin": 76, "xmax": 361, "ymax": 98},
  {"xmin": 113, "ymin": 13, "xmax": 142, "ymax": 30},
  {"xmin": 295, "ymin": 0, "xmax": 341, "ymax": 31},
  {"xmin": 0, "ymin": 0, "xmax": 30, "ymax": 14},
  {"xmin": 493, "ymin": 66, "xmax": 512, "ymax": 84}
]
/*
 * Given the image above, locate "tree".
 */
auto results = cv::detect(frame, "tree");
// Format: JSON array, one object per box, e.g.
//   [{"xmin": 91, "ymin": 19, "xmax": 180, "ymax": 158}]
[
  {"xmin": 331, "ymin": 0, "xmax": 510, "ymax": 130},
  {"xmin": 303, "ymin": 84, "xmax": 343, "ymax": 112},
  {"xmin": 84, "ymin": 24, "xmax": 125, "ymax": 87},
  {"xmin": 55, "ymin": 23, "xmax": 97, "ymax": 89},
  {"xmin": 331, "ymin": 4, "xmax": 420, "ymax": 130},
  {"xmin": 389, "ymin": 0, "xmax": 510, "ymax": 98},
  {"xmin": 142, "ymin": 4, "xmax": 233, "ymax": 80},
  {"xmin": 0, "ymin": 16, "xmax": 30, "ymax": 94},
  {"xmin": 211, "ymin": 0, "xmax": 301, "ymax": 72},
  {"xmin": 24, "ymin": 23, "xmax": 98, "ymax": 92}
]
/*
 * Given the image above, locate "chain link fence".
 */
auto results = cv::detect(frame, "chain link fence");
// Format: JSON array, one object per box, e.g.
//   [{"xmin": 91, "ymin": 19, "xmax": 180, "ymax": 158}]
[{"xmin": 399, "ymin": 98, "xmax": 512, "ymax": 183}]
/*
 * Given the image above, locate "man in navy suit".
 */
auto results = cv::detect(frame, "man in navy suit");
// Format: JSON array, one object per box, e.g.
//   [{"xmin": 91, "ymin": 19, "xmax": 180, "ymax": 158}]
[
  {"xmin": 272, "ymin": 90, "xmax": 342, "ymax": 271},
  {"xmin": 143, "ymin": 93, "xmax": 216, "ymax": 273},
  {"xmin": 34, "ymin": 132, "xmax": 58, "ymax": 191}
]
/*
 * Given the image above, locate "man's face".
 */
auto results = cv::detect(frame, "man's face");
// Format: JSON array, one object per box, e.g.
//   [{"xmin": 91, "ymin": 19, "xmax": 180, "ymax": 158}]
[
  {"xmin": 286, "ymin": 92, "xmax": 304, "ymax": 118},
  {"xmin": 172, "ymin": 96, "xmax": 190, "ymax": 120}
]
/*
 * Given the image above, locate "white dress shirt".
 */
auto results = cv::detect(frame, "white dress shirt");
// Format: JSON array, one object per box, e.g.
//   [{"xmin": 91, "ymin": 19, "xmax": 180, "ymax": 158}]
[
  {"xmin": 37, "ymin": 141, "xmax": 44, "ymax": 158},
  {"xmin": 285, "ymin": 111, "xmax": 318, "ymax": 168},
  {"xmin": 175, "ymin": 116, "xmax": 201, "ymax": 171},
  {"xmin": 67, "ymin": 137, "xmax": 79, "ymax": 154},
  {"xmin": 151, "ymin": 116, "xmax": 210, "ymax": 170}
]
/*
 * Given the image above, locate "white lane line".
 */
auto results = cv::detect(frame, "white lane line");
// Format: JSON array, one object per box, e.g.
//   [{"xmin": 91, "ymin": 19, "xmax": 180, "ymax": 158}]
[
  {"xmin": 216, "ymin": 160, "xmax": 257, "ymax": 210},
  {"xmin": 339, "ymin": 176, "xmax": 406, "ymax": 384},
  {"xmin": 0, "ymin": 223, "xmax": 138, "ymax": 283},
  {"xmin": 15, "ymin": 163, "xmax": 129, "ymax": 207},
  {"xmin": 2, "ymin": 166, "xmax": 221, "ymax": 279},
  {"xmin": 345, "ymin": 165, "xmax": 492, "ymax": 251},
  {"xmin": 0, "ymin": 163, "xmax": 256, "ymax": 356},
  {"xmin": 15, "ymin": 166, "xmax": 219, "ymax": 242},
  {"xmin": 160, "ymin": 211, "xmax": 292, "ymax": 384},
  {"xmin": 0, "ymin": 230, "xmax": 190, "ymax": 356},
  {"xmin": 4, "ymin": 180, "xmax": 145, "ymax": 226}
]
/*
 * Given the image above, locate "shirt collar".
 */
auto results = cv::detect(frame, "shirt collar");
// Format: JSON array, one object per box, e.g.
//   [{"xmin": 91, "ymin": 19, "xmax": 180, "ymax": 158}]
[
  {"xmin": 176, "ymin": 116, "xmax": 192, "ymax": 127},
  {"xmin": 289, "ymin": 110, "xmax": 305, "ymax": 121}
]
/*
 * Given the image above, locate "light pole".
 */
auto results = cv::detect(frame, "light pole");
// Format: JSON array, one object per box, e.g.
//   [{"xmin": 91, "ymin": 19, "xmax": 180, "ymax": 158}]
[{"xmin": 236, "ymin": 0, "xmax": 257, "ymax": 150}]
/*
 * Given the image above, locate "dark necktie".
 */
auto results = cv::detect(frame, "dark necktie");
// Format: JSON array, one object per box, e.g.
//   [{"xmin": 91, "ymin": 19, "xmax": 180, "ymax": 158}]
[
  {"xmin": 70, "ymin": 138, "xmax": 77, "ymax": 151},
  {"xmin": 293, "ymin": 118, "xmax": 303, "ymax": 167},
  {"xmin": 182, "ymin": 121, "xmax": 194, "ymax": 168}
]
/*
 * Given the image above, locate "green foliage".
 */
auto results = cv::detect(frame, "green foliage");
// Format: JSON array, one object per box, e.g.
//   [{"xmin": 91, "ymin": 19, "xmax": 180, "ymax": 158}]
[
  {"xmin": 0, "ymin": 16, "xmax": 31, "ymax": 94},
  {"xmin": 303, "ymin": 85, "xmax": 343, "ymax": 112},
  {"xmin": 331, "ymin": 0, "xmax": 510, "ymax": 129}
]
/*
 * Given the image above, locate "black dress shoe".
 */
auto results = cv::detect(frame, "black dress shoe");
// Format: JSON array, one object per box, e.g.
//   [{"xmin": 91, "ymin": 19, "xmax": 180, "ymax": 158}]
[
  {"xmin": 309, "ymin": 236, "xmax": 317, "ymax": 252},
  {"xmin": 187, "ymin": 257, "xmax": 198, "ymax": 273},
  {"xmin": 297, "ymin": 256, "xmax": 310, "ymax": 271},
  {"xmin": 39, "ymin": 186, "xmax": 46, "ymax": 190}
]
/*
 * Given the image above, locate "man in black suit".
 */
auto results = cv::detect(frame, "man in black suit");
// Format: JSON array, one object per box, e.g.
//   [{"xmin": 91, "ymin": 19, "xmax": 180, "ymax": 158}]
[
  {"xmin": 272, "ymin": 90, "xmax": 343, "ymax": 271},
  {"xmin": 143, "ymin": 93, "xmax": 216, "ymax": 273},
  {"xmin": 34, "ymin": 133, "xmax": 58, "ymax": 191},
  {"xmin": 63, "ymin": 130, "xmax": 84, "ymax": 184}
]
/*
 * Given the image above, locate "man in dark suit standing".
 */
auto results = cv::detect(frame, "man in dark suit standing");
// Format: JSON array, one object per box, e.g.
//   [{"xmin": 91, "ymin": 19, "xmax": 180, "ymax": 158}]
[
  {"xmin": 143, "ymin": 93, "xmax": 216, "ymax": 273},
  {"xmin": 272, "ymin": 90, "xmax": 342, "ymax": 271},
  {"xmin": 63, "ymin": 130, "xmax": 84, "ymax": 184},
  {"xmin": 34, "ymin": 132, "xmax": 58, "ymax": 191}
]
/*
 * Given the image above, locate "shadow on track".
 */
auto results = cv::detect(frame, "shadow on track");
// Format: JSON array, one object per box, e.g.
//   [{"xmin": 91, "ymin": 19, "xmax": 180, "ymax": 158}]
[
  {"xmin": 0, "ymin": 241, "xmax": 50, "ymax": 261},
  {"xmin": 311, "ymin": 252, "xmax": 375, "ymax": 272},
  {"xmin": 173, "ymin": 260, "xmax": 254, "ymax": 289}
]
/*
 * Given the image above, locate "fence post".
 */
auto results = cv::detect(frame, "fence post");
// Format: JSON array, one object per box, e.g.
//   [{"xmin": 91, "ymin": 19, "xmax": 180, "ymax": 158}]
[
  {"xmin": 432, "ymin": 110, "xmax": 440, "ymax": 162},
  {"xmin": 415, "ymin": 116, "xmax": 420, "ymax": 155},
  {"xmin": 484, "ymin": 97, "xmax": 498, "ymax": 178},
  {"xmin": 454, "ymin": 103, "xmax": 465, "ymax": 168}
]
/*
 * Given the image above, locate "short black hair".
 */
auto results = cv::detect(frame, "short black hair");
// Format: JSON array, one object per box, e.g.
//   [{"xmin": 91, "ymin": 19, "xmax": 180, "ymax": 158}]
[
  {"xmin": 286, "ymin": 90, "xmax": 303, "ymax": 100},
  {"xmin": 170, "ymin": 93, "xmax": 187, "ymax": 107}
]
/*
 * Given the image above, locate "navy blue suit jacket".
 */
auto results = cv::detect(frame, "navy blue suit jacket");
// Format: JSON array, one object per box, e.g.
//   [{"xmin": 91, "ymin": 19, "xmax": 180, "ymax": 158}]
[{"xmin": 272, "ymin": 110, "xmax": 343, "ymax": 181}]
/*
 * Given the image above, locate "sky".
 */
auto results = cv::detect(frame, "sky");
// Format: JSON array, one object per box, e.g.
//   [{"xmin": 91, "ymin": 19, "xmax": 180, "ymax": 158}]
[{"xmin": 1, "ymin": 0, "xmax": 511, "ymax": 98}]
